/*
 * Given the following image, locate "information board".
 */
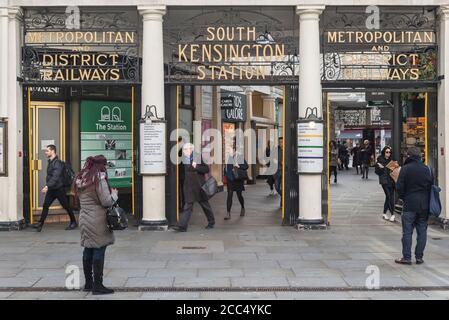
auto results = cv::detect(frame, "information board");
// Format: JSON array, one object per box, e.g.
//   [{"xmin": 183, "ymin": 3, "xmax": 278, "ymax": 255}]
[
  {"xmin": 139, "ymin": 121, "xmax": 166, "ymax": 175},
  {"xmin": 80, "ymin": 100, "xmax": 133, "ymax": 188},
  {"xmin": 297, "ymin": 122, "xmax": 324, "ymax": 173}
]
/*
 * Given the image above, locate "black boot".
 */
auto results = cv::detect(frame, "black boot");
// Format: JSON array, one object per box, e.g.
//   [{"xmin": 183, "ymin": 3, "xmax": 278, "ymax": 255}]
[
  {"xmin": 240, "ymin": 208, "xmax": 245, "ymax": 217},
  {"xmin": 92, "ymin": 257, "xmax": 114, "ymax": 295},
  {"xmin": 33, "ymin": 222, "xmax": 43, "ymax": 232},
  {"xmin": 65, "ymin": 221, "xmax": 78, "ymax": 230},
  {"xmin": 82, "ymin": 256, "xmax": 93, "ymax": 292}
]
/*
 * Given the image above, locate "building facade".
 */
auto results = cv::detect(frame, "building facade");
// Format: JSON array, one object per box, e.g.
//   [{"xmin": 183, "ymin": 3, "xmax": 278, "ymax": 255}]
[{"xmin": 0, "ymin": 0, "xmax": 448, "ymax": 231}]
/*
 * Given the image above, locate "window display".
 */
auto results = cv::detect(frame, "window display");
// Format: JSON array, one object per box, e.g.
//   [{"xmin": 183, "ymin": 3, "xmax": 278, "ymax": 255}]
[{"xmin": 401, "ymin": 93, "xmax": 426, "ymax": 163}]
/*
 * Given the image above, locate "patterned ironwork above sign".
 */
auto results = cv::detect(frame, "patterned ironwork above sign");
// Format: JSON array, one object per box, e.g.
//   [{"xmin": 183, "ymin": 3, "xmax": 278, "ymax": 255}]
[
  {"xmin": 22, "ymin": 7, "xmax": 140, "ymax": 85},
  {"xmin": 164, "ymin": 7, "xmax": 299, "ymax": 84}
]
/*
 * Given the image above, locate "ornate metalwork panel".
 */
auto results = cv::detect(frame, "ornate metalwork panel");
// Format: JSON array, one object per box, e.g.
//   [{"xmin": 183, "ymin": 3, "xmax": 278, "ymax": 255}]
[{"xmin": 22, "ymin": 7, "xmax": 140, "ymax": 85}]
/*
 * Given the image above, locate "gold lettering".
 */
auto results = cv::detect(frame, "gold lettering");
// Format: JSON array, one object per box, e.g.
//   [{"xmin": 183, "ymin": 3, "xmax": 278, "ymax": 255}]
[
  {"xmin": 197, "ymin": 65, "xmax": 206, "ymax": 80},
  {"xmin": 110, "ymin": 69, "xmax": 120, "ymax": 80},
  {"xmin": 327, "ymin": 32, "xmax": 337, "ymax": 43},
  {"xmin": 178, "ymin": 44, "xmax": 188, "ymax": 62},
  {"xmin": 206, "ymin": 27, "xmax": 215, "ymax": 41}
]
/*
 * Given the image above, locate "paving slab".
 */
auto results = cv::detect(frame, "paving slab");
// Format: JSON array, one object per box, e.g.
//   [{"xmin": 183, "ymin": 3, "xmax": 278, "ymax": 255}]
[{"xmin": 174, "ymin": 277, "xmax": 231, "ymax": 288}]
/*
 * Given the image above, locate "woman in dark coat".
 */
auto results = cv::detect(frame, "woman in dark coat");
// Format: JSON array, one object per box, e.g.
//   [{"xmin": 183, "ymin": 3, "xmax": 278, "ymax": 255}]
[
  {"xmin": 351, "ymin": 143, "xmax": 362, "ymax": 175},
  {"xmin": 74, "ymin": 155, "xmax": 117, "ymax": 295},
  {"xmin": 360, "ymin": 140, "xmax": 372, "ymax": 179},
  {"xmin": 329, "ymin": 141, "xmax": 338, "ymax": 183},
  {"xmin": 175, "ymin": 143, "xmax": 215, "ymax": 231},
  {"xmin": 375, "ymin": 146, "xmax": 396, "ymax": 222},
  {"xmin": 224, "ymin": 147, "xmax": 249, "ymax": 220}
]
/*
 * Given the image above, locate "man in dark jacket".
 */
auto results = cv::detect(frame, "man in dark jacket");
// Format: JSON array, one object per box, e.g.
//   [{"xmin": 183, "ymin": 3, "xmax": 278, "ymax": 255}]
[
  {"xmin": 33, "ymin": 145, "xmax": 77, "ymax": 232},
  {"xmin": 395, "ymin": 147, "xmax": 432, "ymax": 265},
  {"xmin": 174, "ymin": 143, "xmax": 215, "ymax": 232}
]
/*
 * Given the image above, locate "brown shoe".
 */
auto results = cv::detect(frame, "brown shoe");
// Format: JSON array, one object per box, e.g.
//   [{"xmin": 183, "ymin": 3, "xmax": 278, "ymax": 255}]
[{"xmin": 395, "ymin": 258, "xmax": 412, "ymax": 265}]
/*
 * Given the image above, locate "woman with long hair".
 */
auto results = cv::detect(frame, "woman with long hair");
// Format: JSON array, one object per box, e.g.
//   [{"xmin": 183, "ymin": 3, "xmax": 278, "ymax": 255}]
[
  {"xmin": 73, "ymin": 155, "xmax": 118, "ymax": 295},
  {"xmin": 223, "ymin": 142, "xmax": 249, "ymax": 220},
  {"xmin": 375, "ymin": 146, "xmax": 396, "ymax": 222}
]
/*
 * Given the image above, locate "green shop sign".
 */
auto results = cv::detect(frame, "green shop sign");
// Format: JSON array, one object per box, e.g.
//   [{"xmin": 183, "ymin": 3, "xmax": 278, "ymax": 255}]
[{"xmin": 80, "ymin": 100, "xmax": 133, "ymax": 188}]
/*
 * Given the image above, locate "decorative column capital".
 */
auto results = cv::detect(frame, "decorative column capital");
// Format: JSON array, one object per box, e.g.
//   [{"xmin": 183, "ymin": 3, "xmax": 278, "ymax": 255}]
[
  {"xmin": 8, "ymin": 7, "xmax": 23, "ymax": 21},
  {"xmin": 138, "ymin": 5, "xmax": 166, "ymax": 21},
  {"xmin": 438, "ymin": 5, "xmax": 449, "ymax": 20},
  {"xmin": 296, "ymin": 5, "xmax": 325, "ymax": 20},
  {"xmin": 0, "ymin": 7, "xmax": 8, "ymax": 18}
]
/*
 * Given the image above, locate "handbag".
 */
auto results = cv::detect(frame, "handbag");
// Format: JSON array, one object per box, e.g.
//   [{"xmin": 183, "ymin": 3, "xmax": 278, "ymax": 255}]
[
  {"xmin": 106, "ymin": 203, "xmax": 128, "ymax": 231},
  {"xmin": 201, "ymin": 175, "xmax": 218, "ymax": 199},
  {"xmin": 95, "ymin": 181, "xmax": 128, "ymax": 231},
  {"xmin": 428, "ymin": 167, "xmax": 442, "ymax": 218},
  {"xmin": 232, "ymin": 167, "xmax": 248, "ymax": 180}
]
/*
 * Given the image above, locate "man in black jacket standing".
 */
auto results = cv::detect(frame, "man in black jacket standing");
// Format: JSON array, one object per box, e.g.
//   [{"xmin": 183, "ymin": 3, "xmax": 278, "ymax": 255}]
[
  {"xmin": 33, "ymin": 145, "xmax": 77, "ymax": 232},
  {"xmin": 395, "ymin": 147, "xmax": 432, "ymax": 265}
]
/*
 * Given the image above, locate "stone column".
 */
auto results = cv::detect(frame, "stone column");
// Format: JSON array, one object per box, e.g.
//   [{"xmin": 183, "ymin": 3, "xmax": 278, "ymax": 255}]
[
  {"xmin": 0, "ymin": 7, "xmax": 25, "ymax": 231},
  {"xmin": 438, "ymin": 5, "xmax": 449, "ymax": 226},
  {"xmin": 0, "ymin": 7, "xmax": 7, "ymax": 117},
  {"xmin": 296, "ymin": 5, "xmax": 326, "ymax": 228},
  {"xmin": 138, "ymin": 5, "xmax": 168, "ymax": 231}
]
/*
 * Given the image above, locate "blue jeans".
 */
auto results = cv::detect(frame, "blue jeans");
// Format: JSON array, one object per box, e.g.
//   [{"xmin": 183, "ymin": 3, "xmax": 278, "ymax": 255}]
[
  {"xmin": 401, "ymin": 211, "xmax": 429, "ymax": 261},
  {"xmin": 83, "ymin": 246, "xmax": 107, "ymax": 262}
]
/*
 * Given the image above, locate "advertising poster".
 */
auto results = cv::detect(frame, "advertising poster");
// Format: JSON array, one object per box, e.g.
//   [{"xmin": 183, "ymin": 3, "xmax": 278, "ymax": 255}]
[{"xmin": 80, "ymin": 100, "xmax": 133, "ymax": 188}]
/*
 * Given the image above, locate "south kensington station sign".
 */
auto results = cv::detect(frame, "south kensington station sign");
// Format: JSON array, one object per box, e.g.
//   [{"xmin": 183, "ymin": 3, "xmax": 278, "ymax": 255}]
[{"xmin": 177, "ymin": 26, "xmax": 286, "ymax": 81}]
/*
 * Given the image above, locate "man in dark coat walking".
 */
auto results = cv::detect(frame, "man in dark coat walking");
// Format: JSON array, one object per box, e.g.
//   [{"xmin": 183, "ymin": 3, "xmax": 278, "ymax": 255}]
[
  {"xmin": 395, "ymin": 147, "xmax": 432, "ymax": 265},
  {"xmin": 174, "ymin": 143, "xmax": 215, "ymax": 232},
  {"xmin": 33, "ymin": 144, "xmax": 77, "ymax": 232}
]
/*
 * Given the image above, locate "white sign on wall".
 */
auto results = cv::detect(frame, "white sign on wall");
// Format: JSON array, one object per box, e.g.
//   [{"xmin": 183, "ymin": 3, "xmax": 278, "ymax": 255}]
[
  {"xmin": 139, "ymin": 121, "xmax": 166, "ymax": 175},
  {"xmin": 297, "ymin": 122, "xmax": 324, "ymax": 173}
]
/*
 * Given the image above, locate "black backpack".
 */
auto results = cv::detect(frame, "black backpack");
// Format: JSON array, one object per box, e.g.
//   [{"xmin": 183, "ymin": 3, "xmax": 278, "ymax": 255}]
[{"xmin": 61, "ymin": 161, "xmax": 75, "ymax": 187}]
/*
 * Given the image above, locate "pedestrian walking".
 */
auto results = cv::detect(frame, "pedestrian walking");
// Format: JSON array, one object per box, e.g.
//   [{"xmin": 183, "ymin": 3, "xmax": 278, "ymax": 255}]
[
  {"xmin": 174, "ymin": 143, "xmax": 215, "ymax": 231},
  {"xmin": 360, "ymin": 140, "xmax": 372, "ymax": 179},
  {"xmin": 351, "ymin": 143, "xmax": 362, "ymax": 174},
  {"xmin": 338, "ymin": 141, "xmax": 349, "ymax": 170},
  {"xmin": 74, "ymin": 155, "xmax": 117, "ymax": 295},
  {"xmin": 32, "ymin": 145, "xmax": 77, "ymax": 232},
  {"xmin": 395, "ymin": 147, "xmax": 432, "ymax": 265},
  {"xmin": 375, "ymin": 146, "xmax": 396, "ymax": 222},
  {"xmin": 265, "ymin": 140, "xmax": 276, "ymax": 196},
  {"xmin": 329, "ymin": 140, "xmax": 338, "ymax": 183},
  {"xmin": 224, "ymin": 145, "xmax": 249, "ymax": 220},
  {"xmin": 273, "ymin": 137, "xmax": 283, "ymax": 208},
  {"xmin": 178, "ymin": 136, "xmax": 185, "ymax": 210}
]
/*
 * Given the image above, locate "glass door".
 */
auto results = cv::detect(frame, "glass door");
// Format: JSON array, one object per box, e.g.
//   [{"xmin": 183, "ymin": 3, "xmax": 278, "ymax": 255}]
[{"xmin": 30, "ymin": 102, "xmax": 65, "ymax": 218}]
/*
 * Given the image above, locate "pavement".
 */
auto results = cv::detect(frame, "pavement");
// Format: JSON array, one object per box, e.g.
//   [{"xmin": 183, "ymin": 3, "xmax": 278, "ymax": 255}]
[{"xmin": 1, "ymin": 168, "xmax": 449, "ymax": 300}]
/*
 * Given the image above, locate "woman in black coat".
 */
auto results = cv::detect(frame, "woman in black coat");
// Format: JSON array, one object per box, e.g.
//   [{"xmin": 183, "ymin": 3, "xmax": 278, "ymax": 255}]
[
  {"xmin": 375, "ymin": 146, "xmax": 396, "ymax": 222},
  {"xmin": 223, "ymin": 148, "xmax": 249, "ymax": 220},
  {"xmin": 360, "ymin": 140, "xmax": 372, "ymax": 179}
]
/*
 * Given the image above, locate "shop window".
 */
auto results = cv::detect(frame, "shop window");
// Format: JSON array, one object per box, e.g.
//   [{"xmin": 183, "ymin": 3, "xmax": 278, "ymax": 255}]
[{"xmin": 401, "ymin": 92, "xmax": 426, "ymax": 163}]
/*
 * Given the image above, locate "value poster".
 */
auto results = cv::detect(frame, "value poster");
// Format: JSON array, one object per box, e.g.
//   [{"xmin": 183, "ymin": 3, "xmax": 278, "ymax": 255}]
[{"xmin": 80, "ymin": 100, "xmax": 133, "ymax": 188}]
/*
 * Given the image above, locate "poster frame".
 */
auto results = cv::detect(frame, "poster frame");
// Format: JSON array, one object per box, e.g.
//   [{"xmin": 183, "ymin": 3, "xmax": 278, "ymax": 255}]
[{"xmin": 139, "ymin": 119, "xmax": 167, "ymax": 176}]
